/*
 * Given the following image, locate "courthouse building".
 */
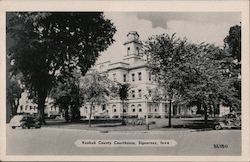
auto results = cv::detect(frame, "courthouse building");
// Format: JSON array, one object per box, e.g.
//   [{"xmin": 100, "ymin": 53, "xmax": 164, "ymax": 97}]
[{"xmin": 80, "ymin": 31, "xmax": 196, "ymax": 119}]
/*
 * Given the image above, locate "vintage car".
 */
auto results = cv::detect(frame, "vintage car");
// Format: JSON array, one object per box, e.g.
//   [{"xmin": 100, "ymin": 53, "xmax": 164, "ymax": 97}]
[
  {"xmin": 10, "ymin": 115, "xmax": 41, "ymax": 129},
  {"xmin": 214, "ymin": 112, "xmax": 241, "ymax": 130}
]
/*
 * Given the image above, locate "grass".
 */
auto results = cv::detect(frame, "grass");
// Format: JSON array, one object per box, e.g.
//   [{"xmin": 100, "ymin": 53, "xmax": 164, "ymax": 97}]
[{"xmin": 43, "ymin": 117, "xmax": 217, "ymax": 132}]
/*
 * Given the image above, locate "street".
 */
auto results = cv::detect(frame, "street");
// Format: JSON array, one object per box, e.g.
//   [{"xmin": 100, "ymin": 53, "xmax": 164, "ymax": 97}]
[{"xmin": 6, "ymin": 125, "xmax": 241, "ymax": 156}]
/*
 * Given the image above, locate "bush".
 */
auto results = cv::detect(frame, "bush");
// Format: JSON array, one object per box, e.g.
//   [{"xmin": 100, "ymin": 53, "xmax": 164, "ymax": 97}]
[
  {"xmin": 154, "ymin": 115, "xmax": 161, "ymax": 118},
  {"xmin": 112, "ymin": 115, "xmax": 119, "ymax": 119}
]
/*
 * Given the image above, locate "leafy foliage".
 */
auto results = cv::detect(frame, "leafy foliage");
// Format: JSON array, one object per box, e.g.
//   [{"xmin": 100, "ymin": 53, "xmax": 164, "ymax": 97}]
[
  {"xmin": 7, "ymin": 12, "xmax": 116, "ymax": 123},
  {"xmin": 80, "ymin": 71, "xmax": 111, "ymax": 127},
  {"xmin": 7, "ymin": 74, "xmax": 23, "ymax": 116},
  {"xmin": 144, "ymin": 31, "xmax": 241, "ymax": 123},
  {"xmin": 50, "ymin": 71, "xmax": 82, "ymax": 122}
]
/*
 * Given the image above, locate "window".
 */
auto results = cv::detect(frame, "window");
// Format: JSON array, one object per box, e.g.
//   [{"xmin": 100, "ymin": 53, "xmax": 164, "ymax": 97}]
[
  {"xmin": 30, "ymin": 106, "xmax": 32, "ymax": 110},
  {"xmin": 127, "ymin": 47, "xmax": 130, "ymax": 55},
  {"xmin": 148, "ymin": 90, "xmax": 152, "ymax": 96},
  {"xmin": 20, "ymin": 105, "xmax": 23, "ymax": 111},
  {"xmin": 131, "ymin": 90, "xmax": 135, "ymax": 98},
  {"xmin": 112, "ymin": 105, "xmax": 116, "ymax": 113},
  {"xmin": 132, "ymin": 73, "xmax": 135, "ymax": 82},
  {"xmin": 138, "ymin": 104, "xmax": 142, "ymax": 112},
  {"xmin": 155, "ymin": 108, "xmax": 157, "ymax": 112},
  {"xmin": 123, "ymin": 74, "xmax": 127, "ymax": 82},
  {"xmin": 136, "ymin": 47, "xmax": 139, "ymax": 55},
  {"xmin": 138, "ymin": 89, "xmax": 142, "ymax": 98},
  {"xmin": 25, "ymin": 105, "xmax": 28, "ymax": 110},
  {"xmin": 131, "ymin": 105, "xmax": 135, "ymax": 113},
  {"xmin": 102, "ymin": 105, "xmax": 106, "ymax": 111},
  {"xmin": 149, "ymin": 72, "xmax": 152, "ymax": 81},
  {"xmin": 113, "ymin": 73, "xmax": 116, "ymax": 82},
  {"xmin": 138, "ymin": 72, "xmax": 142, "ymax": 81}
]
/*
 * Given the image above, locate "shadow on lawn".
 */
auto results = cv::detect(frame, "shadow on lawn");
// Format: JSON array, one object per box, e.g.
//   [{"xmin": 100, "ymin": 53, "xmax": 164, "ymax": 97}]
[
  {"xmin": 44, "ymin": 118, "xmax": 217, "ymax": 131},
  {"xmin": 162, "ymin": 120, "xmax": 215, "ymax": 131}
]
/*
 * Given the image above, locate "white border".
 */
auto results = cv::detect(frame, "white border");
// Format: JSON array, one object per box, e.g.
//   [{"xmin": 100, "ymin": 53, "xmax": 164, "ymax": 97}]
[{"xmin": 0, "ymin": 0, "xmax": 249, "ymax": 161}]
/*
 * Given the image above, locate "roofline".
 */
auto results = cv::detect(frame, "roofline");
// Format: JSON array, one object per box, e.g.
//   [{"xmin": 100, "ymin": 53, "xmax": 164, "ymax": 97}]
[{"xmin": 109, "ymin": 62, "xmax": 130, "ymax": 66}]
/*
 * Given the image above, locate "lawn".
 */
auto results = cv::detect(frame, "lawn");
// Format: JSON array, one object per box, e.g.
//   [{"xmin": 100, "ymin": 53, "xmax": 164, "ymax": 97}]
[{"xmin": 43, "ymin": 117, "xmax": 216, "ymax": 132}]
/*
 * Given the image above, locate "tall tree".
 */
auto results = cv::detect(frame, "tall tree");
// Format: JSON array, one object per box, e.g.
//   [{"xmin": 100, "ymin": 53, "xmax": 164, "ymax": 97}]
[
  {"xmin": 7, "ymin": 12, "xmax": 116, "ymax": 124},
  {"xmin": 111, "ymin": 82, "xmax": 131, "ymax": 125},
  {"xmin": 50, "ymin": 71, "xmax": 82, "ymax": 122},
  {"xmin": 7, "ymin": 74, "xmax": 23, "ymax": 116},
  {"xmin": 144, "ymin": 33, "xmax": 236, "ymax": 124},
  {"xmin": 144, "ymin": 34, "xmax": 189, "ymax": 127},
  {"xmin": 80, "ymin": 71, "xmax": 111, "ymax": 127},
  {"xmin": 223, "ymin": 24, "xmax": 241, "ymax": 111}
]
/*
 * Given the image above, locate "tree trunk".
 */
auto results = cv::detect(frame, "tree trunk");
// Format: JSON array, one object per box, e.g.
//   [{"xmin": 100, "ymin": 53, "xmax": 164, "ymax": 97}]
[
  {"xmin": 203, "ymin": 104, "xmax": 208, "ymax": 124},
  {"xmin": 88, "ymin": 102, "xmax": 93, "ymax": 127},
  {"xmin": 65, "ymin": 108, "xmax": 70, "ymax": 123},
  {"xmin": 168, "ymin": 99, "xmax": 172, "ymax": 127},
  {"xmin": 10, "ymin": 100, "xmax": 17, "ymax": 116},
  {"xmin": 121, "ymin": 100, "xmax": 126, "ymax": 125},
  {"xmin": 37, "ymin": 88, "xmax": 47, "ymax": 125}
]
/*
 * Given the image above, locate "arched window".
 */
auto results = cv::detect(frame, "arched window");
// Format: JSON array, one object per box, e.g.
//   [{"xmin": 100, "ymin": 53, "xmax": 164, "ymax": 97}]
[
  {"xmin": 112, "ymin": 105, "xmax": 116, "ymax": 113},
  {"xmin": 138, "ymin": 104, "xmax": 142, "ymax": 112},
  {"xmin": 131, "ymin": 104, "xmax": 135, "ymax": 112}
]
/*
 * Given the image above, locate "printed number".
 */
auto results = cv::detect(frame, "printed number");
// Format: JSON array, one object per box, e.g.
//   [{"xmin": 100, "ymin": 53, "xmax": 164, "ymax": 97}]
[{"xmin": 213, "ymin": 144, "xmax": 228, "ymax": 149}]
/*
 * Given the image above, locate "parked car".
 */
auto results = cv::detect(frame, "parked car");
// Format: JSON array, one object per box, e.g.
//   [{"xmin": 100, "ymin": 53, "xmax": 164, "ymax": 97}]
[
  {"xmin": 214, "ymin": 112, "xmax": 241, "ymax": 130},
  {"xmin": 10, "ymin": 115, "xmax": 41, "ymax": 129}
]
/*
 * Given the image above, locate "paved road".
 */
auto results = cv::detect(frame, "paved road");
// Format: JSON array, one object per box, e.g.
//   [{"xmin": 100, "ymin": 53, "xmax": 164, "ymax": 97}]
[{"xmin": 6, "ymin": 125, "xmax": 241, "ymax": 156}]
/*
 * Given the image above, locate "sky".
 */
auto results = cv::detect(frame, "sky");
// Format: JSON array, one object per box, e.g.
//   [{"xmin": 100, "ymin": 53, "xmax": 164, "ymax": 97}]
[{"xmin": 97, "ymin": 12, "xmax": 240, "ymax": 63}]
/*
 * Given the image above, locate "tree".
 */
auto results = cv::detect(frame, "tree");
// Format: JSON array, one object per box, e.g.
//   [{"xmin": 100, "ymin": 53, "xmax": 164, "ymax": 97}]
[
  {"xmin": 224, "ymin": 24, "xmax": 241, "ymax": 62},
  {"xmin": 144, "ymin": 33, "xmax": 236, "ymax": 124},
  {"xmin": 223, "ymin": 24, "xmax": 241, "ymax": 111},
  {"xmin": 50, "ymin": 71, "xmax": 82, "ymax": 122},
  {"xmin": 7, "ymin": 74, "xmax": 23, "ymax": 116},
  {"xmin": 144, "ymin": 34, "xmax": 190, "ymax": 127},
  {"xmin": 111, "ymin": 82, "xmax": 131, "ymax": 125},
  {"xmin": 80, "ymin": 71, "xmax": 111, "ymax": 127},
  {"xmin": 7, "ymin": 12, "xmax": 116, "ymax": 124}
]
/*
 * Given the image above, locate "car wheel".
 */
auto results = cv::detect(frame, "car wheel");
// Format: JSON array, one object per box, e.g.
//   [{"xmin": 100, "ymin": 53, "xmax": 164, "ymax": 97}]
[
  {"xmin": 12, "ymin": 126, "xmax": 16, "ymax": 129},
  {"xmin": 21, "ymin": 124, "xmax": 27, "ymax": 129},
  {"xmin": 214, "ymin": 124, "xmax": 222, "ymax": 130}
]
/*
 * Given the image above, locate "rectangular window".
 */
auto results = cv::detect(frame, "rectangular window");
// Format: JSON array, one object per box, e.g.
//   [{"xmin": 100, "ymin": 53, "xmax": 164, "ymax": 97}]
[
  {"xmin": 132, "ymin": 73, "xmax": 135, "ymax": 82},
  {"xmin": 149, "ymin": 72, "xmax": 151, "ymax": 81},
  {"xmin": 136, "ymin": 47, "xmax": 139, "ymax": 55},
  {"xmin": 127, "ymin": 47, "xmax": 130, "ymax": 55},
  {"xmin": 113, "ymin": 73, "xmax": 116, "ymax": 82},
  {"xmin": 138, "ymin": 89, "xmax": 142, "ymax": 98},
  {"xmin": 123, "ymin": 74, "xmax": 127, "ymax": 82},
  {"xmin": 20, "ymin": 105, "xmax": 23, "ymax": 111},
  {"xmin": 131, "ymin": 90, "xmax": 135, "ymax": 98},
  {"xmin": 138, "ymin": 72, "xmax": 142, "ymax": 81},
  {"xmin": 102, "ymin": 105, "xmax": 106, "ymax": 111}
]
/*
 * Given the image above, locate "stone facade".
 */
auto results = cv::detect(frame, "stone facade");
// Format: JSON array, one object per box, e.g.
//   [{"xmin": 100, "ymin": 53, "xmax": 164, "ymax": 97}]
[{"xmin": 80, "ymin": 31, "xmax": 195, "ymax": 119}]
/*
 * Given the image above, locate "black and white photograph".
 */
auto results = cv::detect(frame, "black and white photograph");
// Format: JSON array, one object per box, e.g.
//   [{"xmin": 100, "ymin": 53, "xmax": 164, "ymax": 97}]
[{"xmin": 1, "ymin": 0, "xmax": 249, "ymax": 161}]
